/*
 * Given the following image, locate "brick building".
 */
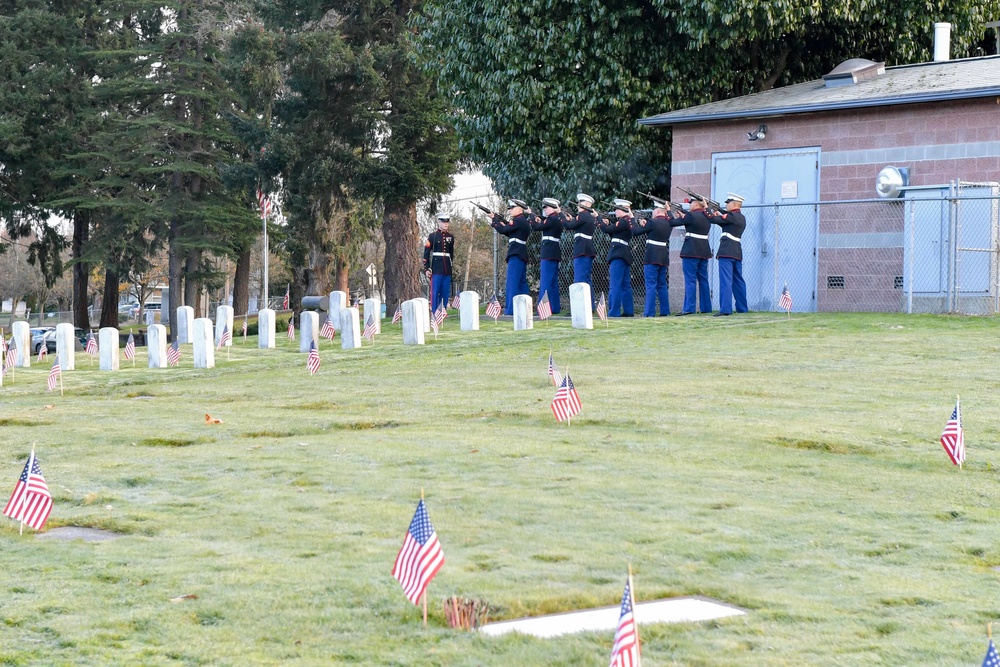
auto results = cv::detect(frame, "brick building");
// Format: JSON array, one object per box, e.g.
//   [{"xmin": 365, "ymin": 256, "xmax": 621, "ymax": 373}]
[{"xmin": 640, "ymin": 54, "xmax": 1000, "ymax": 313}]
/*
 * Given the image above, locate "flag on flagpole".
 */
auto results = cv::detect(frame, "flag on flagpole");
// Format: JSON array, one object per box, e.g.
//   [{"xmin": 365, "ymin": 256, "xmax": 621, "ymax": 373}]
[
  {"xmin": 3, "ymin": 452, "xmax": 53, "ymax": 531},
  {"xmin": 124, "ymin": 333, "xmax": 136, "ymax": 361},
  {"xmin": 307, "ymin": 341, "xmax": 321, "ymax": 375},
  {"xmin": 257, "ymin": 189, "xmax": 272, "ymax": 220},
  {"xmin": 537, "ymin": 292, "xmax": 552, "ymax": 320},
  {"xmin": 597, "ymin": 293, "xmax": 608, "ymax": 322},
  {"xmin": 321, "ymin": 316, "xmax": 336, "ymax": 340},
  {"xmin": 287, "ymin": 320, "xmax": 295, "ymax": 341},
  {"xmin": 548, "ymin": 353, "xmax": 562, "ymax": 387},
  {"xmin": 940, "ymin": 398, "xmax": 966, "ymax": 466},
  {"xmin": 242, "ymin": 317, "xmax": 248, "ymax": 339},
  {"xmin": 551, "ymin": 374, "xmax": 582, "ymax": 422},
  {"xmin": 609, "ymin": 575, "xmax": 640, "ymax": 667},
  {"xmin": 167, "ymin": 341, "xmax": 181, "ymax": 367},
  {"xmin": 981, "ymin": 639, "xmax": 999, "ymax": 667},
  {"xmin": 218, "ymin": 325, "xmax": 231, "ymax": 349},
  {"xmin": 392, "ymin": 499, "xmax": 445, "ymax": 605},
  {"xmin": 486, "ymin": 294, "xmax": 502, "ymax": 321},
  {"xmin": 779, "ymin": 284, "xmax": 793, "ymax": 312},
  {"xmin": 392, "ymin": 304, "xmax": 402, "ymax": 324},
  {"xmin": 47, "ymin": 362, "xmax": 61, "ymax": 391},
  {"xmin": 363, "ymin": 314, "xmax": 378, "ymax": 342},
  {"xmin": 451, "ymin": 293, "xmax": 461, "ymax": 309},
  {"xmin": 85, "ymin": 332, "xmax": 98, "ymax": 356},
  {"xmin": 282, "ymin": 285, "xmax": 290, "ymax": 310}
]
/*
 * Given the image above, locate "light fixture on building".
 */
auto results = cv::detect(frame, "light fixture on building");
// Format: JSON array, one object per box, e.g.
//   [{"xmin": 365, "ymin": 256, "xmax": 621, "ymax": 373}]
[
  {"xmin": 747, "ymin": 124, "xmax": 766, "ymax": 142},
  {"xmin": 875, "ymin": 165, "xmax": 910, "ymax": 198}
]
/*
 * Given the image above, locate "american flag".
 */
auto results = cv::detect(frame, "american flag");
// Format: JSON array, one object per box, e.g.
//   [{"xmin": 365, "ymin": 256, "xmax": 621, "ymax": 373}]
[
  {"xmin": 451, "ymin": 293, "xmax": 461, "ymax": 309},
  {"xmin": 597, "ymin": 293, "xmax": 608, "ymax": 322},
  {"xmin": 2, "ymin": 452, "xmax": 52, "ymax": 531},
  {"xmin": 0, "ymin": 331, "xmax": 5, "ymax": 353},
  {"xmin": 287, "ymin": 320, "xmax": 295, "ymax": 341},
  {"xmin": 430, "ymin": 311, "xmax": 439, "ymax": 335},
  {"xmin": 434, "ymin": 305, "xmax": 447, "ymax": 326},
  {"xmin": 392, "ymin": 499, "xmax": 445, "ymax": 605},
  {"xmin": 85, "ymin": 332, "xmax": 98, "ymax": 356},
  {"xmin": 548, "ymin": 353, "xmax": 562, "ymax": 387},
  {"xmin": 321, "ymin": 316, "xmax": 336, "ymax": 340},
  {"xmin": 124, "ymin": 333, "xmax": 136, "ymax": 361},
  {"xmin": 167, "ymin": 341, "xmax": 181, "ymax": 367},
  {"xmin": 363, "ymin": 314, "xmax": 378, "ymax": 342},
  {"xmin": 257, "ymin": 188, "xmax": 272, "ymax": 220},
  {"xmin": 5, "ymin": 347, "xmax": 15, "ymax": 369},
  {"xmin": 392, "ymin": 304, "xmax": 402, "ymax": 324},
  {"xmin": 37, "ymin": 344, "xmax": 47, "ymax": 361},
  {"xmin": 551, "ymin": 374, "xmax": 582, "ymax": 422},
  {"xmin": 307, "ymin": 341, "xmax": 321, "ymax": 375},
  {"xmin": 982, "ymin": 639, "xmax": 1000, "ymax": 667},
  {"xmin": 47, "ymin": 362, "xmax": 61, "ymax": 391},
  {"xmin": 609, "ymin": 575, "xmax": 640, "ymax": 667},
  {"xmin": 779, "ymin": 285, "xmax": 793, "ymax": 312},
  {"xmin": 486, "ymin": 294, "xmax": 502, "ymax": 321},
  {"xmin": 218, "ymin": 325, "xmax": 231, "ymax": 349},
  {"xmin": 242, "ymin": 317, "xmax": 248, "ymax": 339},
  {"xmin": 537, "ymin": 292, "xmax": 552, "ymax": 320},
  {"xmin": 940, "ymin": 398, "xmax": 965, "ymax": 466},
  {"xmin": 282, "ymin": 285, "xmax": 290, "ymax": 310}
]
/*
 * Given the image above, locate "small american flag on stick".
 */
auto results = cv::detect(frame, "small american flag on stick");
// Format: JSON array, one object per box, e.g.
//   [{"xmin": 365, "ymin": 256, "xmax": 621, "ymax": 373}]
[
  {"xmin": 287, "ymin": 320, "xmax": 295, "ymax": 341},
  {"xmin": 940, "ymin": 397, "xmax": 965, "ymax": 467},
  {"xmin": 392, "ymin": 498, "xmax": 445, "ymax": 606},
  {"xmin": 609, "ymin": 572, "xmax": 640, "ymax": 667},
  {"xmin": 548, "ymin": 353, "xmax": 562, "ymax": 387},
  {"xmin": 537, "ymin": 292, "xmax": 552, "ymax": 320},
  {"xmin": 5, "ymin": 347, "xmax": 15, "ymax": 370},
  {"xmin": 486, "ymin": 294, "xmax": 502, "ymax": 321},
  {"xmin": 779, "ymin": 284, "xmax": 792, "ymax": 312},
  {"xmin": 551, "ymin": 373, "xmax": 582, "ymax": 423},
  {"xmin": 124, "ymin": 333, "xmax": 136, "ymax": 362},
  {"xmin": 597, "ymin": 293, "xmax": 608, "ymax": 323},
  {"xmin": 85, "ymin": 332, "xmax": 98, "ymax": 356},
  {"xmin": 242, "ymin": 317, "xmax": 248, "ymax": 339},
  {"xmin": 321, "ymin": 316, "xmax": 336, "ymax": 340},
  {"xmin": 218, "ymin": 325, "xmax": 231, "ymax": 349},
  {"xmin": 47, "ymin": 362, "xmax": 61, "ymax": 392},
  {"xmin": 451, "ymin": 293, "xmax": 461, "ymax": 309},
  {"xmin": 282, "ymin": 285, "xmax": 290, "ymax": 310},
  {"xmin": 307, "ymin": 341, "xmax": 321, "ymax": 375},
  {"xmin": 167, "ymin": 341, "xmax": 181, "ymax": 367},
  {"xmin": 392, "ymin": 304, "xmax": 402, "ymax": 324},
  {"xmin": 362, "ymin": 314, "xmax": 378, "ymax": 343},
  {"xmin": 2, "ymin": 450, "xmax": 52, "ymax": 532},
  {"xmin": 37, "ymin": 344, "xmax": 47, "ymax": 361}
]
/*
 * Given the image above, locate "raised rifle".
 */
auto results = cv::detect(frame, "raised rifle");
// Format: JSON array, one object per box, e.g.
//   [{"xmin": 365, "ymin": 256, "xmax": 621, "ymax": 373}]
[
  {"xmin": 637, "ymin": 190, "xmax": 685, "ymax": 215},
  {"xmin": 677, "ymin": 186, "xmax": 722, "ymax": 212}
]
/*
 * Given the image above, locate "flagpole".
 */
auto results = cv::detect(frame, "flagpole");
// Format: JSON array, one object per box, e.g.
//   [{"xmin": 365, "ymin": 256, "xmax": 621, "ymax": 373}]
[
  {"xmin": 957, "ymin": 394, "xmax": 962, "ymax": 470},
  {"xmin": 629, "ymin": 563, "xmax": 641, "ymax": 667},
  {"xmin": 420, "ymin": 487, "xmax": 428, "ymax": 626},
  {"xmin": 19, "ymin": 445, "xmax": 36, "ymax": 536},
  {"xmin": 566, "ymin": 366, "xmax": 571, "ymax": 428}
]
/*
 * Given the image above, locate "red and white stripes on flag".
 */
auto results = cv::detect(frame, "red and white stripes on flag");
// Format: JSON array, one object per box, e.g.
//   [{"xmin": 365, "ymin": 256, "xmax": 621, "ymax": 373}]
[
  {"xmin": 37, "ymin": 344, "xmax": 47, "ymax": 361},
  {"xmin": 434, "ymin": 306, "xmax": 447, "ymax": 326},
  {"xmin": 218, "ymin": 325, "xmax": 231, "ymax": 349},
  {"xmin": 242, "ymin": 318, "xmax": 248, "ymax": 339},
  {"xmin": 596, "ymin": 293, "xmax": 608, "ymax": 322},
  {"xmin": 282, "ymin": 286, "xmax": 290, "ymax": 310},
  {"xmin": 85, "ymin": 333, "xmax": 98, "ymax": 356},
  {"xmin": 537, "ymin": 293, "xmax": 552, "ymax": 320},
  {"xmin": 362, "ymin": 314, "xmax": 378, "ymax": 342},
  {"xmin": 307, "ymin": 341, "xmax": 321, "ymax": 375},
  {"xmin": 46, "ymin": 362, "xmax": 61, "ymax": 391},
  {"xmin": 609, "ymin": 575, "xmax": 640, "ymax": 667},
  {"xmin": 451, "ymin": 293, "xmax": 461, "ymax": 309},
  {"xmin": 124, "ymin": 333, "xmax": 136, "ymax": 361},
  {"xmin": 3, "ymin": 452, "xmax": 53, "ymax": 531},
  {"xmin": 486, "ymin": 294, "xmax": 502, "ymax": 321},
  {"xmin": 257, "ymin": 189, "xmax": 272, "ymax": 220},
  {"xmin": 779, "ymin": 285, "xmax": 793, "ymax": 312},
  {"xmin": 287, "ymin": 320, "xmax": 295, "ymax": 341},
  {"xmin": 392, "ymin": 499, "xmax": 444, "ymax": 605},
  {"xmin": 548, "ymin": 353, "xmax": 562, "ymax": 387},
  {"xmin": 5, "ymin": 347, "xmax": 15, "ymax": 369},
  {"xmin": 392, "ymin": 305, "xmax": 402, "ymax": 324},
  {"xmin": 167, "ymin": 342, "xmax": 181, "ymax": 367},
  {"xmin": 321, "ymin": 316, "xmax": 336, "ymax": 340},
  {"xmin": 941, "ymin": 398, "xmax": 966, "ymax": 466},
  {"xmin": 551, "ymin": 374, "xmax": 582, "ymax": 422}
]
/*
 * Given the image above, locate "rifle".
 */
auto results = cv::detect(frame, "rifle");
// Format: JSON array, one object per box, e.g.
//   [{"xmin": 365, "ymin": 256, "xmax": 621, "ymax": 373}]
[
  {"xmin": 637, "ymin": 191, "xmax": 685, "ymax": 215},
  {"xmin": 677, "ymin": 186, "xmax": 722, "ymax": 212}
]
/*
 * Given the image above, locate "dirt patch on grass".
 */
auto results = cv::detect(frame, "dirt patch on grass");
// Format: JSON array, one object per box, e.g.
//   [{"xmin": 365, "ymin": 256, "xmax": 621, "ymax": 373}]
[
  {"xmin": 770, "ymin": 436, "xmax": 871, "ymax": 456},
  {"xmin": 137, "ymin": 437, "xmax": 205, "ymax": 447},
  {"xmin": 0, "ymin": 418, "xmax": 53, "ymax": 427},
  {"xmin": 333, "ymin": 421, "xmax": 402, "ymax": 430}
]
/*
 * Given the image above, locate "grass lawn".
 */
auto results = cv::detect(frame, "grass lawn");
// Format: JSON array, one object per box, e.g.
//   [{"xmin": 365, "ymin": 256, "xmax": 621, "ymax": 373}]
[{"xmin": 1, "ymin": 312, "xmax": 999, "ymax": 666}]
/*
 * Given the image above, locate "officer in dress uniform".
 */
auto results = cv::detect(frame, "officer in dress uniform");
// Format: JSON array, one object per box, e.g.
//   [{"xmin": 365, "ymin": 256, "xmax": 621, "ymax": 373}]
[
  {"xmin": 490, "ymin": 199, "xmax": 532, "ymax": 315},
  {"xmin": 563, "ymin": 193, "xmax": 598, "ymax": 299},
  {"xmin": 669, "ymin": 195, "xmax": 714, "ymax": 315},
  {"xmin": 531, "ymin": 197, "xmax": 564, "ymax": 314},
  {"xmin": 711, "ymin": 193, "xmax": 748, "ymax": 316},
  {"xmin": 423, "ymin": 213, "xmax": 455, "ymax": 312},
  {"xmin": 596, "ymin": 198, "xmax": 635, "ymax": 317},
  {"xmin": 630, "ymin": 198, "xmax": 672, "ymax": 317}
]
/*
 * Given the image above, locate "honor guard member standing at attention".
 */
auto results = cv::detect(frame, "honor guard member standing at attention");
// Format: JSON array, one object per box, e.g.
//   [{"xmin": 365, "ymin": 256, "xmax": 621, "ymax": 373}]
[
  {"xmin": 490, "ymin": 199, "xmax": 532, "ymax": 315},
  {"xmin": 531, "ymin": 197, "xmax": 564, "ymax": 314},
  {"xmin": 711, "ymin": 193, "xmax": 748, "ymax": 316},
  {"xmin": 563, "ymin": 193, "xmax": 598, "ymax": 297},
  {"xmin": 630, "ymin": 198, "xmax": 672, "ymax": 317},
  {"xmin": 424, "ymin": 213, "xmax": 455, "ymax": 312},
  {"xmin": 670, "ymin": 195, "xmax": 714, "ymax": 315},
  {"xmin": 597, "ymin": 198, "xmax": 635, "ymax": 317}
]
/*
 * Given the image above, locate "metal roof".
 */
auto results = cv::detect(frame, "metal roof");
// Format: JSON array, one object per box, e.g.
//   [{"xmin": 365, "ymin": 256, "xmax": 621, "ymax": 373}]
[{"xmin": 639, "ymin": 55, "xmax": 1000, "ymax": 127}]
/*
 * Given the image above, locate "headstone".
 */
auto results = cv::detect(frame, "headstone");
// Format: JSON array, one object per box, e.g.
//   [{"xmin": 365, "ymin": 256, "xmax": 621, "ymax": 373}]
[
  {"xmin": 148, "ymin": 324, "xmax": 168, "ymax": 368},
  {"xmin": 145, "ymin": 310, "xmax": 155, "ymax": 326},
  {"xmin": 1, "ymin": 299, "xmax": 11, "ymax": 313},
  {"xmin": 460, "ymin": 291, "xmax": 480, "ymax": 331},
  {"xmin": 328, "ymin": 291, "xmax": 347, "ymax": 333},
  {"xmin": 193, "ymin": 318, "xmax": 215, "ymax": 369},
  {"xmin": 363, "ymin": 297, "xmax": 382, "ymax": 334},
  {"xmin": 55, "ymin": 323, "xmax": 76, "ymax": 371},
  {"xmin": 160, "ymin": 288, "xmax": 170, "ymax": 323},
  {"xmin": 11, "ymin": 321, "xmax": 30, "ymax": 367},
  {"xmin": 176, "ymin": 306, "xmax": 195, "ymax": 344},
  {"xmin": 413, "ymin": 297, "xmax": 430, "ymax": 333},
  {"xmin": 14, "ymin": 301, "xmax": 26, "ymax": 317},
  {"xmin": 401, "ymin": 300, "xmax": 425, "ymax": 345},
  {"xmin": 215, "ymin": 305, "xmax": 234, "ymax": 347},
  {"xmin": 257, "ymin": 308, "xmax": 276, "ymax": 349},
  {"xmin": 513, "ymin": 295, "xmax": 533, "ymax": 331},
  {"xmin": 299, "ymin": 311, "xmax": 320, "ymax": 353},
  {"xmin": 99, "ymin": 327, "xmax": 120, "ymax": 371},
  {"xmin": 340, "ymin": 307, "xmax": 362, "ymax": 350},
  {"xmin": 570, "ymin": 282, "xmax": 594, "ymax": 330}
]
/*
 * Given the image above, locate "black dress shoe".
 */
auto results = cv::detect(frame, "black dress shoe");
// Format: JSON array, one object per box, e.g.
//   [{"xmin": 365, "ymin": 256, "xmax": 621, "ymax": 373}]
[
  {"xmin": 675, "ymin": 312, "xmax": 692, "ymax": 316},
  {"xmin": 713, "ymin": 312, "xmax": 730, "ymax": 317}
]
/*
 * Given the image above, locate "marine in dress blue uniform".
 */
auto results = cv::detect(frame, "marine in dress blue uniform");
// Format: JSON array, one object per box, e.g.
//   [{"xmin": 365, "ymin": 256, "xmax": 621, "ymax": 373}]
[
  {"xmin": 490, "ymin": 199, "xmax": 532, "ymax": 315},
  {"xmin": 596, "ymin": 198, "xmax": 635, "ymax": 317},
  {"xmin": 531, "ymin": 197, "xmax": 564, "ymax": 314},
  {"xmin": 423, "ymin": 213, "xmax": 455, "ymax": 312},
  {"xmin": 669, "ymin": 197, "xmax": 714, "ymax": 315},
  {"xmin": 630, "ymin": 199, "xmax": 672, "ymax": 317},
  {"xmin": 563, "ymin": 193, "xmax": 598, "ymax": 302},
  {"xmin": 712, "ymin": 193, "xmax": 748, "ymax": 316}
]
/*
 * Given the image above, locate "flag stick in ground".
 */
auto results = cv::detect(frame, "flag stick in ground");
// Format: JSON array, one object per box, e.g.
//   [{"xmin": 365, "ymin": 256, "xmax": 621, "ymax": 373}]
[
  {"xmin": 421, "ymin": 487, "xmax": 427, "ymax": 626},
  {"xmin": 18, "ymin": 444, "xmax": 36, "ymax": 536}
]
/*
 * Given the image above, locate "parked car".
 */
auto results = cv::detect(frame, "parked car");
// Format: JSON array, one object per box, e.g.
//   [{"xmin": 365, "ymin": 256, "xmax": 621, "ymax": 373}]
[
  {"xmin": 37, "ymin": 327, "xmax": 88, "ymax": 354},
  {"xmin": 129, "ymin": 302, "xmax": 161, "ymax": 320},
  {"xmin": 27, "ymin": 327, "xmax": 56, "ymax": 354}
]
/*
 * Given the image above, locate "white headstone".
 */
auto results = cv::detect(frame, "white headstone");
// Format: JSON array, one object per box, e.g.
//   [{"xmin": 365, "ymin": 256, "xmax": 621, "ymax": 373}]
[
  {"xmin": 258, "ymin": 308, "xmax": 276, "ymax": 349},
  {"xmin": 147, "ymin": 324, "xmax": 167, "ymax": 368},
  {"xmin": 11, "ymin": 321, "xmax": 30, "ymax": 367},
  {"xmin": 193, "ymin": 318, "xmax": 215, "ymax": 369},
  {"xmin": 340, "ymin": 307, "xmax": 362, "ymax": 350},
  {"xmin": 412, "ymin": 297, "xmax": 430, "ymax": 332},
  {"xmin": 215, "ymin": 305, "xmax": 235, "ymax": 347},
  {"xmin": 299, "ymin": 311, "xmax": 320, "ymax": 353},
  {"xmin": 328, "ymin": 291, "xmax": 347, "ymax": 334},
  {"xmin": 363, "ymin": 297, "xmax": 382, "ymax": 334},
  {"xmin": 570, "ymin": 282, "xmax": 594, "ymax": 330},
  {"xmin": 401, "ymin": 300, "xmax": 425, "ymax": 345},
  {"xmin": 99, "ymin": 327, "xmax": 120, "ymax": 371},
  {"xmin": 176, "ymin": 306, "xmax": 195, "ymax": 344},
  {"xmin": 14, "ymin": 301, "xmax": 26, "ymax": 316},
  {"xmin": 513, "ymin": 295, "xmax": 534, "ymax": 331},
  {"xmin": 145, "ymin": 310, "xmax": 155, "ymax": 326},
  {"xmin": 160, "ymin": 288, "xmax": 170, "ymax": 322},
  {"xmin": 460, "ymin": 292, "xmax": 480, "ymax": 331},
  {"xmin": 55, "ymin": 323, "xmax": 76, "ymax": 371},
  {"xmin": 1, "ymin": 299, "xmax": 11, "ymax": 313}
]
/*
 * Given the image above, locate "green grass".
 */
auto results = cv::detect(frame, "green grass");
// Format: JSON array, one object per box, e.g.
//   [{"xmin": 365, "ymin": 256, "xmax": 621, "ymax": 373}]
[{"xmin": 1, "ymin": 313, "xmax": 999, "ymax": 665}]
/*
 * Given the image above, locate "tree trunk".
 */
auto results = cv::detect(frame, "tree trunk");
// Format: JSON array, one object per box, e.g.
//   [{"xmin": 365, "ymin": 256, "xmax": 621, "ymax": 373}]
[
  {"xmin": 100, "ymin": 268, "xmax": 119, "ymax": 329},
  {"xmin": 168, "ymin": 216, "xmax": 182, "ymax": 338},
  {"xmin": 333, "ymin": 254, "xmax": 350, "ymax": 293},
  {"xmin": 382, "ymin": 200, "xmax": 420, "ymax": 312},
  {"xmin": 184, "ymin": 249, "xmax": 201, "ymax": 317},
  {"xmin": 72, "ymin": 209, "xmax": 90, "ymax": 328},
  {"xmin": 233, "ymin": 248, "xmax": 251, "ymax": 316}
]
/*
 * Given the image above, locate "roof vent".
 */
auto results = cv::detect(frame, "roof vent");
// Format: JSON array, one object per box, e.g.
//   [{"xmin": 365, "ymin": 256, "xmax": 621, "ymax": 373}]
[{"xmin": 822, "ymin": 59, "xmax": 886, "ymax": 88}]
